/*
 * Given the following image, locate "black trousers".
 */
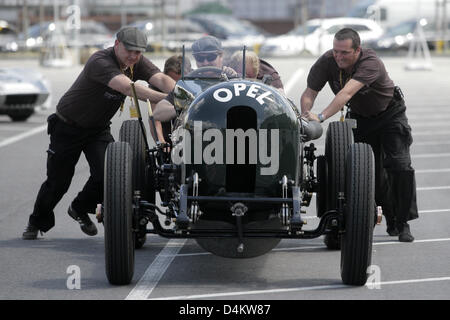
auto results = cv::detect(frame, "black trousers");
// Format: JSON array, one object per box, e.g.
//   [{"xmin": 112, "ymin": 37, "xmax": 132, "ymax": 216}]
[
  {"xmin": 349, "ymin": 98, "xmax": 419, "ymax": 227},
  {"xmin": 29, "ymin": 114, "xmax": 114, "ymax": 232}
]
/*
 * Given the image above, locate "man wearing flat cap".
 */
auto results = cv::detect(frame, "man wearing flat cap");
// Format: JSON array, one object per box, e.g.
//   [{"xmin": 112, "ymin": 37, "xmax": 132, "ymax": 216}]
[{"xmin": 23, "ymin": 27, "xmax": 175, "ymax": 240}]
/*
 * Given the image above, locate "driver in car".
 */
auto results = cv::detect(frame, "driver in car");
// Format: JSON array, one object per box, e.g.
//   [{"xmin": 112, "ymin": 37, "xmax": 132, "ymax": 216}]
[{"xmin": 152, "ymin": 36, "xmax": 237, "ymax": 133}]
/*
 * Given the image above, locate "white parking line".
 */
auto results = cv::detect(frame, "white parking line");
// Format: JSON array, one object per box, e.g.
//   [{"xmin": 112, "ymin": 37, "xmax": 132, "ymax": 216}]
[
  {"xmin": 284, "ymin": 68, "xmax": 304, "ymax": 95},
  {"xmin": 419, "ymin": 209, "xmax": 450, "ymax": 213},
  {"xmin": 149, "ymin": 276, "xmax": 450, "ymax": 300},
  {"xmin": 0, "ymin": 124, "xmax": 47, "ymax": 149},
  {"xmin": 125, "ymin": 239, "xmax": 186, "ymax": 300},
  {"xmin": 417, "ymin": 186, "xmax": 450, "ymax": 191}
]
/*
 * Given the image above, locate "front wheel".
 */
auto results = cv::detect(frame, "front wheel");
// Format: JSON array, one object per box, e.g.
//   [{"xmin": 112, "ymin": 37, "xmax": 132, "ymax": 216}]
[
  {"xmin": 340, "ymin": 143, "xmax": 375, "ymax": 286},
  {"xmin": 119, "ymin": 120, "xmax": 155, "ymax": 249},
  {"xmin": 104, "ymin": 142, "xmax": 135, "ymax": 285},
  {"xmin": 324, "ymin": 121, "xmax": 353, "ymax": 250}
]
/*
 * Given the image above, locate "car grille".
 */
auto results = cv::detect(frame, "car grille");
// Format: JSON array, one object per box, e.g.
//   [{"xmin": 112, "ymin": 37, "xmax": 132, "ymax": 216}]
[{"xmin": 5, "ymin": 94, "xmax": 38, "ymax": 105}]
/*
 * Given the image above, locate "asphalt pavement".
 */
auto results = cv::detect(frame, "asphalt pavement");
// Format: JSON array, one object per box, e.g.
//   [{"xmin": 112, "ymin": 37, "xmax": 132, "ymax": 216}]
[{"xmin": 0, "ymin": 53, "xmax": 449, "ymax": 303}]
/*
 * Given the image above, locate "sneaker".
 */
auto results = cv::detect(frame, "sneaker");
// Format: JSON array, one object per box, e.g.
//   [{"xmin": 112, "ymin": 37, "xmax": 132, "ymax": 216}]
[
  {"xmin": 22, "ymin": 223, "xmax": 42, "ymax": 240},
  {"xmin": 398, "ymin": 223, "xmax": 414, "ymax": 242},
  {"xmin": 68, "ymin": 205, "xmax": 98, "ymax": 236}
]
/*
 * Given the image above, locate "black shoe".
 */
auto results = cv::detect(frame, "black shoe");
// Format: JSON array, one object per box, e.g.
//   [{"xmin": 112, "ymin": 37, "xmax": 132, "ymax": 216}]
[
  {"xmin": 386, "ymin": 217, "xmax": 399, "ymax": 236},
  {"xmin": 22, "ymin": 223, "xmax": 42, "ymax": 240},
  {"xmin": 398, "ymin": 223, "xmax": 414, "ymax": 242},
  {"xmin": 68, "ymin": 206, "xmax": 98, "ymax": 236},
  {"xmin": 386, "ymin": 225, "xmax": 399, "ymax": 236}
]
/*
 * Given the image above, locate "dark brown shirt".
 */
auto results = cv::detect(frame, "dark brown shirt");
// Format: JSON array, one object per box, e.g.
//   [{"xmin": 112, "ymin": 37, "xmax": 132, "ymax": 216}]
[
  {"xmin": 257, "ymin": 59, "xmax": 283, "ymax": 89},
  {"xmin": 57, "ymin": 47, "xmax": 161, "ymax": 128},
  {"xmin": 307, "ymin": 48, "xmax": 394, "ymax": 117}
]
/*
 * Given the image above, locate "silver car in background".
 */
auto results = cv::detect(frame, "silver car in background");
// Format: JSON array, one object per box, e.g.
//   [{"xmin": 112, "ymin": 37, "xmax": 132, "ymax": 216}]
[
  {"xmin": 0, "ymin": 68, "xmax": 51, "ymax": 121},
  {"xmin": 260, "ymin": 17, "xmax": 383, "ymax": 57}
]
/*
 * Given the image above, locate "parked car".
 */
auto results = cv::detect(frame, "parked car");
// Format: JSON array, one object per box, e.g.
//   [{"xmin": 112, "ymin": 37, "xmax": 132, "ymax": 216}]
[
  {"xmin": 259, "ymin": 19, "xmax": 322, "ymax": 57},
  {"xmin": 260, "ymin": 17, "xmax": 383, "ymax": 57},
  {"xmin": 366, "ymin": 18, "xmax": 450, "ymax": 52},
  {"xmin": 10, "ymin": 20, "xmax": 113, "ymax": 52},
  {"xmin": 0, "ymin": 67, "xmax": 51, "ymax": 121},
  {"xmin": 187, "ymin": 14, "xmax": 267, "ymax": 52},
  {"xmin": 127, "ymin": 18, "xmax": 208, "ymax": 52},
  {"xmin": 348, "ymin": 0, "xmax": 450, "ymax": 29},
  {"xmin": 0, "ymin": 20, "xmax": 19, "ymax": 52}
]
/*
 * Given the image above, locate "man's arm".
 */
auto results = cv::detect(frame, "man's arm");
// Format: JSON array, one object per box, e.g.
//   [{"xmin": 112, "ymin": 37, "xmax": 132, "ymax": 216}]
[
  {"xmin": 153, "ymin": 99, "xmax": 177, "ymax": 122},
  {"xmin": 300, "ymin": 87, "xmax": 319, "ymax": 115},
  {"xmin": 148, "ymin": 72, "xmax": 176, "ymax": 94},
  {"xmin": 305, "ymin": 79, "xmax": 364, "ymax": 122},
  {"xmin": 108, "ymin": 74, "xmax": 168, "ymax": 104}
]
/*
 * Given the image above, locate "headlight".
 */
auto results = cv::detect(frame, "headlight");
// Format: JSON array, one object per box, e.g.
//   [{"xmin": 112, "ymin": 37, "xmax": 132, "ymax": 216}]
[
  {"xmin": 174, "ymin": 85, "xmax": 195, "ymax": 112},
  {"xmin": 394, "ymin": 36, "xmax": 406, "ymax": 46},
  {"xmin": 26, "ymin": 38, "xmax": 36, "ymax": 47},
  {"xmin": 7, "ymin": 42, "xmax": 18, "ymax": 51}
]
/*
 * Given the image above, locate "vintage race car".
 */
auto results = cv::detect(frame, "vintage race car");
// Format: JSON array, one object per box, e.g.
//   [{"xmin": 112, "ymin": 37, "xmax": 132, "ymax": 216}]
[
  {"xmin": 101, "ymin": 51, "xmax": 377, "ymax": 287},
  {"xmin": 0, "ymin": 67, "xmax": 51, "ymax": 121}
]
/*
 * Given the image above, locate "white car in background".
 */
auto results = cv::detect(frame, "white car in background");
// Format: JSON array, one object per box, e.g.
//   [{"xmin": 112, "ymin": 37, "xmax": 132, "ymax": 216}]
[
  {"xmin": 260, "ymin": 17, "xmax": 383, "ymax": 57},
  {"xmin": 0, "ymin": 68, "xmax": 51, "ymax": 121}
]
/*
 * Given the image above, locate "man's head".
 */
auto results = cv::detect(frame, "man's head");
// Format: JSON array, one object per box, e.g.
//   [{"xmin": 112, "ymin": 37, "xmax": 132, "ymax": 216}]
[
  {"xmin": 228, "ymin": 51, "xmax": 260, "ymax": 78},
  {"xmin": 333, "ymin": 28, "xmax": 361, "ymax": 72},
  {"xmin": 191, "ymin": 36, "xmax": 224, "ymax": 68},
  {"xmin": 163, "ymin": 55, "xmax": 192, "ymax": 81},
  {"xmin": 114, "ymin": 27, "xmax": 147, "ymax": 68}
]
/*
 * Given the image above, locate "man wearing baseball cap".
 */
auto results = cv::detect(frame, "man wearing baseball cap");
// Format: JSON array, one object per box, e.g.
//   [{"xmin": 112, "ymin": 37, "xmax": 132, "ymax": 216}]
[
  {"xmin": 23, "ymin": 27, "xmax": 175, "ymax": 240},
  {"xmin": 191, "ymin": 35, "xmax": 237, "ymax": 76},
  {"xmin": 151, "ymin": 36, "xmax": 237, "ymax": 125}
]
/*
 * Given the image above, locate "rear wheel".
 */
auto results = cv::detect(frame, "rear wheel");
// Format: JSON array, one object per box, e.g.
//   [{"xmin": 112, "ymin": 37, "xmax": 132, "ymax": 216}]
[
  {"xmin": 119, "ymin": 120, "xmax": 154, "ymax": 249},
  {"xmin": 104, "ymin": 142, "xmax": 135, "ymax": 285},
  {"xmin": 340, "ymin": 143, "xmax": 375, "ymax": 286},
  {"xmin": 324, "ymin": 121, "xmax": 353, "ymax": 250}
]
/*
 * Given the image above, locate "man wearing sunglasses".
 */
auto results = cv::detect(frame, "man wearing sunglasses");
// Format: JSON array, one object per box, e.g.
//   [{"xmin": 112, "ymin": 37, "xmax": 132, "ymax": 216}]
[
  {"xmin": 191, "ymin": 35, "xmax": 237, "ymax": 77},
  {"xmin": 152, "ymin": 36, "xmax": 237, "ymax": 125}
]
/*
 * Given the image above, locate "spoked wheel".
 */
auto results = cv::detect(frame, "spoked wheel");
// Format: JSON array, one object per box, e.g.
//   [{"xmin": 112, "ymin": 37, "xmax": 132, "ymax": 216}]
[
  {"xmin": 324, "ymin": 121, "xmax": 354, "ymax": 250},
  {"xmin": 119, "ymin": 120, "xmax": 154, "ymax": 249},
  {"xmin": 340, "ymin": 143, "xmax": 375, "ymax": 286},
  {"xmin": 104, "ymin": 142, "xmax": 135, "ymax": 285}
]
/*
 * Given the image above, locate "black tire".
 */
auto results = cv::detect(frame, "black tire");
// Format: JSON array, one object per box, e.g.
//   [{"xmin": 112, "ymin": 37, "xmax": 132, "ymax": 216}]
[
  {"xmin": 324, "ymin": 121, "xmax": 353, "ymax": 250},
  {"xmin": 119, "ymin": 120, "xmax": 147, "ymax": 195},
  {"xmin": 119, "ymin": 120, "xmax": 154, "ymax": 249},
  {"xmin": 8, "ymin": 109, "xmax": 34, "ymax": 122},
  {"xmin": 104, "ymin": 142, "xmax": 135, "ymax": 285},
  {"xmin": 340, "ymin": 143, "xmax": 375, "ymax": 286},
  {"xmin": 325, "ymin": 121, "xmax": 354, "ymax": 210}
]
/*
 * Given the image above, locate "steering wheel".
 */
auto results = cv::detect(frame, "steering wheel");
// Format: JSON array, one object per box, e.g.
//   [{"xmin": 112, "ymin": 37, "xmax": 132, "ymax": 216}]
[{"xmin": 187, "ymin": 66, "xmax": 224, "ymax": 78}]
